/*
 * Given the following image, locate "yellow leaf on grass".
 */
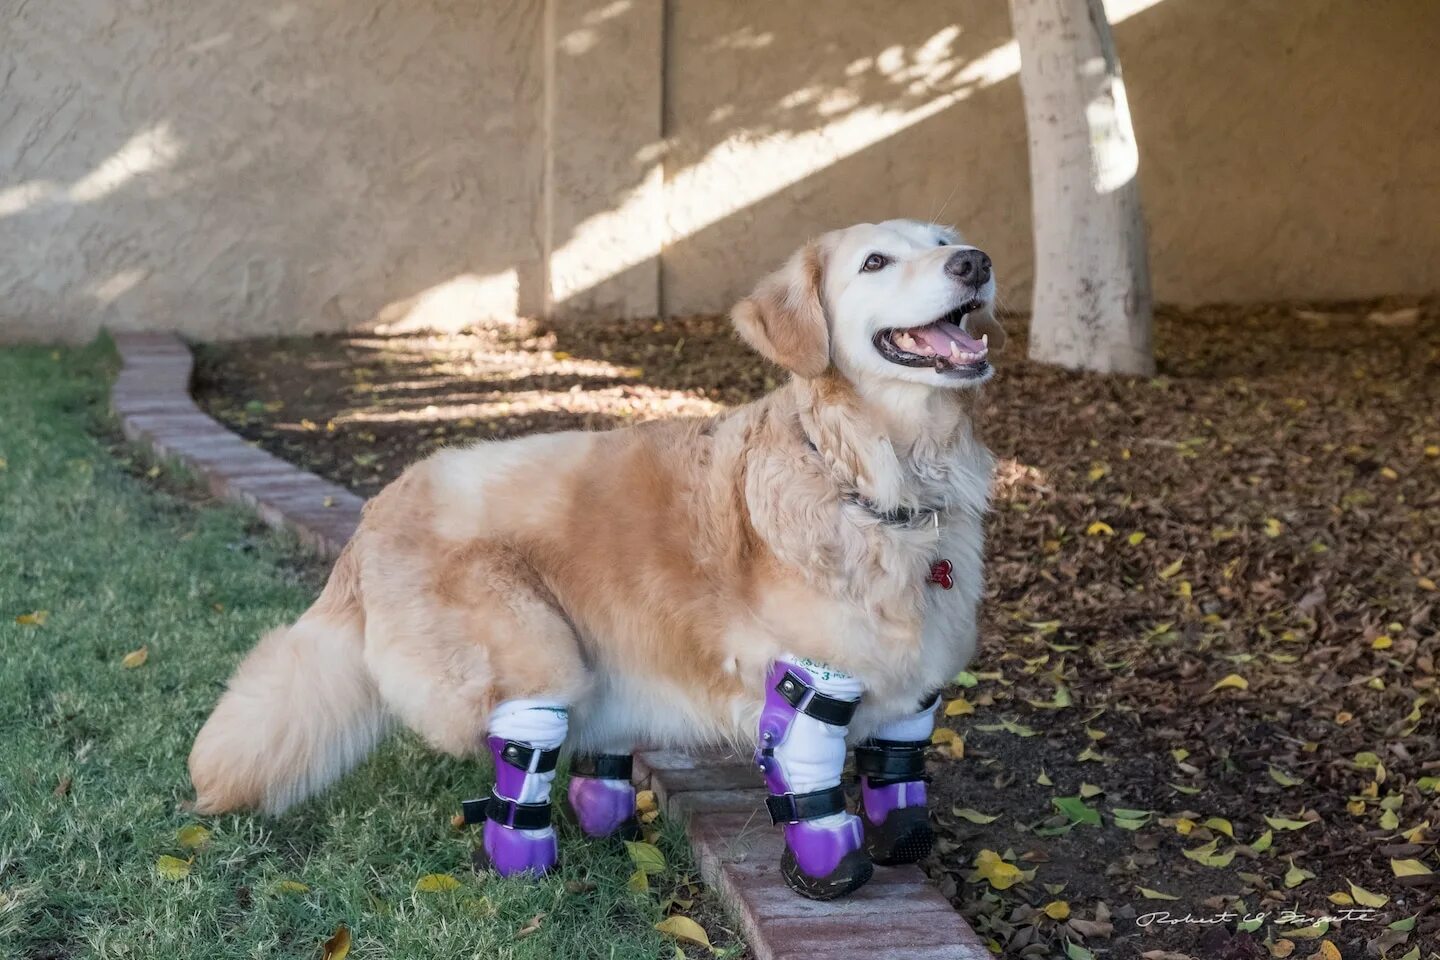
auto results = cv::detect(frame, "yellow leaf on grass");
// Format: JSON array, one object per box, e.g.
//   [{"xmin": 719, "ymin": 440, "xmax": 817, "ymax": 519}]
[
  {"xmin": 654, "ymin": 915, "xmax": 712, "ymax": 950},
  {"xmin": 1250, "ymin": 829, "xmax": 1273, "ymax": 852},
  {"xmin": 156, "ymin": 855, "xmax": 191, "ymax": 880},
  {"xmin": 953, "ymin": 807, "xmax": 1000, "ymax": 824},
  {"xmin": 15, "ymin": 610, "xmax": 49, "ymax": 626},
  {"xmin": 176, "ymin": 825, "xmax": 211, "ymax": 849},
  {"xmin": 1419, "ymin": 577, "xmax": 1438, "ymax": 592},
  {"xmin": 624, "ymin": 840, "xmax": 666, "ymax": 875},
  {"xmin": 1137, "ymin": 887, "xmax": 1179, "ymax": 901},
  {"xmin": 415, "ymin": 874, "xmax": 461, "ymax": 892},
  {"xmin": 944, "ymin": 697, "xmax": 974, "ymax": 716},
  {"xmin": 1346, "ymin": 799, "xmax": 1367, "ymax": 816},
  {"xmin": 1263, "ymin": 517, "xmax": 1283, "ymax": 537},
  {"xmin": 626, "ymin": 869, "xmax": 649, "ymax": 893},
  {"xmin": 1159, "ymin": 558, "xmax": 1184, "ymax": 579},
  {"xmin": 1269, "ymin": 939, "xmax": 1295, "ymax": 958},
  {"xmin": 1127, "ymin": 531, "xmax": 1147, "ymax": 546},
  {"xmin": 1346, "ymin": 879, "xmax": 1388, "ymax": 907},
  {"xmin": 1211, "ymin": 674, "xmax": 1248, "ymax": 692},
  {"xmin": 321, "ymin": 925, "xmax": 351, "ymax": 960},
  {"xmin": 1390, "ymin": 858, "xmax": 1432, "ymax": 877},
  {"xmin": 1372, "ymin": 635, "xmax": 1393, "ymax": 650},
  {"xmin": 1086, "ymin": 521, "xmax": 1114, "ymax": 537},
  {"xmin": 1043, "ymin": 900, "xmax": 1071, "ymax": 920},
  {"xmin": 636, "ymin": 789, "xmax": 658, "ymax": 814},
  {"xmin": 1327, "ymin": 891, "xmax": 1353, "ymax": 906},
  {"xmin": 274, "ymin": 880, "xmax": 310, "ymax": 894},
  {"xmin": 931, "ymin": 727, "xmax": 958, "ymax": 745},
  {"xmin": 121, "ymin": 646, "xmax": 149, "ymax": 669},
  {"xmin": 1316, "ymin": 942, "xmax": 1341, "ymax": 960},
  {"xmin": 1037, "ymin": 770, "xmax": 1053, "ymax": 786},
  {"xmin": 1380, "ymin": 808, "xmax": 1400, "ymax": 830}
]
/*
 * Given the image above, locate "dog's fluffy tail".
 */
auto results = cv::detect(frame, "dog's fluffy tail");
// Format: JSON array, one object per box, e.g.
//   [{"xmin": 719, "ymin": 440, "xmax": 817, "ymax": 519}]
[{"xmin": 189, "ymin": 543, "xmax": 387, "ymax": 814}]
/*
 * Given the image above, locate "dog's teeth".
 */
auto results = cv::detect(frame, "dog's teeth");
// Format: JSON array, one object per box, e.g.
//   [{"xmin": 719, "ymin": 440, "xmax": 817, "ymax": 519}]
[
  {"xmin": 981, "ymin": 333, "xmax": 989, "ymax": 348},
  {"xmin": 897, "ymin": 333, "xmax": 917, "ymax": 350},
  {"xmin": 949, "ymin": 342, "xmax": 961, "ymax": 359}
]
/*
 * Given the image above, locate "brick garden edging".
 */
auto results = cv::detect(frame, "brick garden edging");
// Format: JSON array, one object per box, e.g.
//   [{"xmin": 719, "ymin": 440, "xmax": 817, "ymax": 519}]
[{"xmin": 111, "ymin": 331, "xmax": 990, "ymax": 960}]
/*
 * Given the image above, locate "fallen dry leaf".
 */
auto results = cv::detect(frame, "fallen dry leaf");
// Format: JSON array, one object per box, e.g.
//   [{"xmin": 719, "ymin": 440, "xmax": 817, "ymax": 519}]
[{"xmin": 321, "ymin": 925, "xmax": 350, "ymax": 960}]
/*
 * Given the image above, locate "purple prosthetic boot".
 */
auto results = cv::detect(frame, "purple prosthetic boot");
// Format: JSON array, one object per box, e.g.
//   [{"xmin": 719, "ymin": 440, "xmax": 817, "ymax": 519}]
[
  {"xmin": 755, "ymin": 658, "xmax": 872, "ymax": 900},
  {"xmin": 856, "ymin": 694, "xmax": 939, "ymax": 865},
  {"xmin": 466, "ymin": 699, "xmax": 568, "ymax": 878},
  {"xmin": 566, "ymin": 753, "xmax": 640, "ymax": 840}
]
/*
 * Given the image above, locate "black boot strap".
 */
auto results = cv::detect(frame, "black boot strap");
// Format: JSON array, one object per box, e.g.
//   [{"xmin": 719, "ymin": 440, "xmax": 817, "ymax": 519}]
[
  {"xmin": 855, "ymin": 739, "xmax": 929, "ymax": 785},
  {"xmin": 775, "ymin": 670, "xmax": 859, "ymax": 726},
  {"xmin": 765, "ymin": 785, "xmax": 847, "ymax": 825},
  {"xmin": 570, "ymin": 752, "xmax": 633, "ymax": 780},
  {"xmin": 463, "ymin": 791, "xmax": 552, "ymax": 829},
  {"xmin": 497, "ymin": 740, "xmax": 561, "ymax": 774}
]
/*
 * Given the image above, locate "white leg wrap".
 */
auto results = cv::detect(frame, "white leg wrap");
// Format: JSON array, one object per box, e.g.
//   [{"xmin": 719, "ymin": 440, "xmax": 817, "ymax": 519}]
[
  {"xmin": 773, "ymin": 655, "xmax": 863, "ymax": 827},
  {"xmin": 872, "ymin": 695, "xmax": 939, "ymax": 742},
  {"xmin": 489, "ymin": 698, "xmax": 568, "ymax": 807}
]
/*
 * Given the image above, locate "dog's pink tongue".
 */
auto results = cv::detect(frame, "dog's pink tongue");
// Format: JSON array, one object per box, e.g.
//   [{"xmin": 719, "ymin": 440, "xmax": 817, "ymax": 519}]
[{"xmin": 913, "ymin": 320, "xmax": 987, "ymax": 357}]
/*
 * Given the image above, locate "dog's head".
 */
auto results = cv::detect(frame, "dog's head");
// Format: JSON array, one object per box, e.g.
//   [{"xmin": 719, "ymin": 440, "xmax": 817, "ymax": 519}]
[{"xmin": 732, "ymin": 219, "xmax": 1004, "ymax": 388}]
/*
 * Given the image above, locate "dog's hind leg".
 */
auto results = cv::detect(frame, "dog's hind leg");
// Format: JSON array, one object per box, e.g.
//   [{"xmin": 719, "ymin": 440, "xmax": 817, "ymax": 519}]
[
  {"xmin": 755, "ymin": 656, "xmax": 872, "ymax": 900},
  {"xmin": 855, "ymin": 692, "xmax": 940, "ymax": 865},
  {"xmin": 567, "ymin": 751, "xmax": 640, "ymax": 840},
  {"xmin": 362, "ymin": 542, "xmax": 591, "ymax": 878}
]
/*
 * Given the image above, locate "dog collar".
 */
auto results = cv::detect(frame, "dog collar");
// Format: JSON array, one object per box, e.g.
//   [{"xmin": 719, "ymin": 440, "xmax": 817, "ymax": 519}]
[{"xmin": 799, "ymin": 431, "xmax": 945, "ymax": 528}]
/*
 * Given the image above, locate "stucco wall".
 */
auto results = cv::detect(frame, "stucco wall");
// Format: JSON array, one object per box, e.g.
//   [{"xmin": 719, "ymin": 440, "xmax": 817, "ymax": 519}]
[
  {"xmin": 662, "ymin": 0, "xmax": 1440, "ymax": 314},
  {"xmin": 2, "ymin": 0, "xmax": 1437, "ymax": 342},
  {"xmin": 1, "ymin": 0, "xmax": 546, "ymax": 342}
]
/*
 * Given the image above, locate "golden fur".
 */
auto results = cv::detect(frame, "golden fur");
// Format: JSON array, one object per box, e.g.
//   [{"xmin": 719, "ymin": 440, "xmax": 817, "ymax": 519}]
[{"xmin": 190, "ymin": 220, "xmax": 1000, "ymax": 814}]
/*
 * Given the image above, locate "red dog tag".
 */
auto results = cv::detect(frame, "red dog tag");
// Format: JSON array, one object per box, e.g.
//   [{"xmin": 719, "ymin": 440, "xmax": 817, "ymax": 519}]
[{"xmin": 927, "ymin": 559, "xmax": 954, "ymax": 589}]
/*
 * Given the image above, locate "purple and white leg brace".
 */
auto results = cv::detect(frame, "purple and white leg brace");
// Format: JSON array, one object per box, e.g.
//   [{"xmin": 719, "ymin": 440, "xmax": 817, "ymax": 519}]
[
  {"xmin": 470, "ymin": 699, "xmax": 568, "ymax": 878},
  {"xmin": 856, "ymin": 693, "xmax": 938, "ymax": 865},
  {"xmin": 567, "ymin": 752, "xmax": 638, "ymax": 839},
  {"xmin": 756, "ymin": 657, "xmax": 873, "ymax": 899}
]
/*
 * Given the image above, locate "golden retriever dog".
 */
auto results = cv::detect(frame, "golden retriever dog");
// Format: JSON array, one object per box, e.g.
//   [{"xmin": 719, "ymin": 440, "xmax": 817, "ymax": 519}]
[{"xmin": 190, "ymin": 218, "xmax": 1002, "ymax": 900}]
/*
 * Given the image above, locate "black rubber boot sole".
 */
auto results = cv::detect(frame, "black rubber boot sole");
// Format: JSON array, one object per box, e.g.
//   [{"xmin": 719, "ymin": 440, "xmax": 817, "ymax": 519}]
[
  {"xmin": 781, "ymin": 846, "xmax": 874, "ymax": 900},
  {"xmin": 862, "ymin": 805, "xmax": 935, "ymax": 866}
]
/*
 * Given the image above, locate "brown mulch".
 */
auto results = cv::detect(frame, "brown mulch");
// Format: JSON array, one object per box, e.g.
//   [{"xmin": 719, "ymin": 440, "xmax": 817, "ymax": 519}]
[{"xmin": 194, "ymin": 299, "xmax": 1440, "ymax": 960}]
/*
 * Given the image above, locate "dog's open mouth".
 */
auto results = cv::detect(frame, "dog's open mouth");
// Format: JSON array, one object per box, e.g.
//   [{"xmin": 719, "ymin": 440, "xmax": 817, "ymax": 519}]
[{"xmin": 873, "ymin": 300, "xmax": 990, "ymax": 376}]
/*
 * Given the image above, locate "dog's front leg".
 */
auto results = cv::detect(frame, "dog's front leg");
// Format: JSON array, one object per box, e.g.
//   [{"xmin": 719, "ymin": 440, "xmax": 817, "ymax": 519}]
[
  {"xmin": 755, "ymin": 656, "xmax": 872, "ymax": 900},
  {"xmin": 855, "ymin": 693, "xmax": 940, "ymax": 865}
]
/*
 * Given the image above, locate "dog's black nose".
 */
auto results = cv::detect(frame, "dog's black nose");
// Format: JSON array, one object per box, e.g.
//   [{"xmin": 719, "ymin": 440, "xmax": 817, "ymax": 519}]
[{"xmin": 945, "ymin": 249, "xmax": 992, "ymax": 287}]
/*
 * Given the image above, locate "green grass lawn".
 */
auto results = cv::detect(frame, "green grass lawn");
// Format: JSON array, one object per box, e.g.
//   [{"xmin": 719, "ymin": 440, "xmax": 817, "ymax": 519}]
[{"xmin": 0, "ymin": 343, "xmax": 740, "ymax": 960}]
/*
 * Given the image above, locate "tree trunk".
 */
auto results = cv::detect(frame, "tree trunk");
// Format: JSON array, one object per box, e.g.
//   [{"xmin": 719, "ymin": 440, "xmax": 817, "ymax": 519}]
[{"xmin": 1011, "ymin": 0, "xmax": 1155, "ymax": 376}]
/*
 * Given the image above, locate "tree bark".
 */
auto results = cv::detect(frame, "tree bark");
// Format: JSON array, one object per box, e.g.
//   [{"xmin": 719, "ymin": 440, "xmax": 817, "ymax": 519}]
[{"xmin": 1011, "ymin": 0, "xmax": 1155, "ymax": 376}]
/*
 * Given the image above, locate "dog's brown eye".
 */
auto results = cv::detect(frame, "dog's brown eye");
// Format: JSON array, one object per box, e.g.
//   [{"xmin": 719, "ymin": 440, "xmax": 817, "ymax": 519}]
[{"xmin": 861, "ymin": 253, "xmax": 889, "ymax": 273}]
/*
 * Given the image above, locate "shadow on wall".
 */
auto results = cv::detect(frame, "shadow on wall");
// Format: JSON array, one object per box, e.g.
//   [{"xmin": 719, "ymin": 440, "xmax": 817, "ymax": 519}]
[
  {"xmin": 1, "ymin": 0, "xmax": 1436, "ymax": 342},
  {"xmin": 655, "ymin": 0, "xmax": 1440, "ymax": 316},
  {"xmin": 0, "ymin": 0, "xmax": 552, "ymax": 342}
]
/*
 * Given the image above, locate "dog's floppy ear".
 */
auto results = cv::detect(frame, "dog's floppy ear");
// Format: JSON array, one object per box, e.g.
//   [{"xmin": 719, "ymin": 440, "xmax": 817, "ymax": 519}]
[
  {"xmin": 965, "ymin": 305, "xmax": 1007, "ymax": 352},
  {"xmin": 732, "ymin": 241, "xmax": 830, "ymax": 379}
]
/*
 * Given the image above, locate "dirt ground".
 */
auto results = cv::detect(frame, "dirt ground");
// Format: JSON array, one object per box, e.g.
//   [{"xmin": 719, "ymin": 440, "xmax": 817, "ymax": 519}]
[{"xmin": 194, "ymin": 299, "xmax": 1440, "ymax": 960}]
